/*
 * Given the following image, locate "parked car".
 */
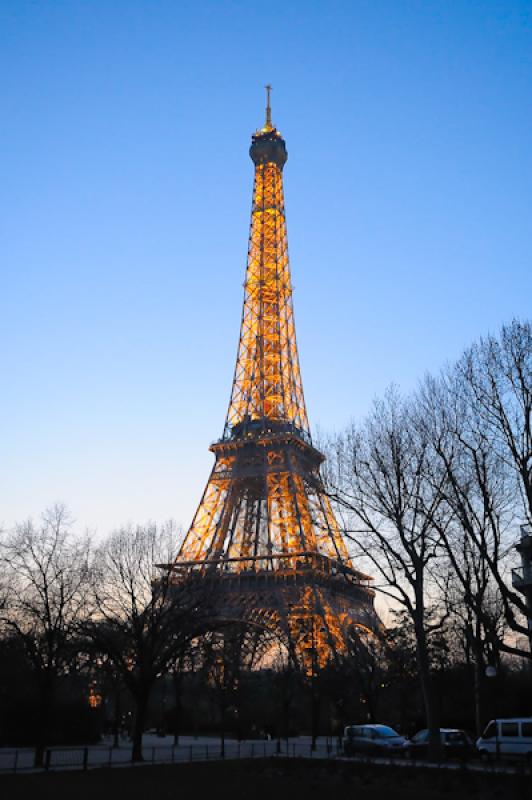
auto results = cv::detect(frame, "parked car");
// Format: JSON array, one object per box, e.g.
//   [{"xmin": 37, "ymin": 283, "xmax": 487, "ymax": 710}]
[
  {"xmin": 476, "ymin": 718, "xmax": 532, "ymax": 760},
  {"xmin": 403, "ymin": 728, "xmax": 474, "ymax": 760},
  {"xmin": 343, "ymin": 724, "xmax": 406, "ymax": 756}
]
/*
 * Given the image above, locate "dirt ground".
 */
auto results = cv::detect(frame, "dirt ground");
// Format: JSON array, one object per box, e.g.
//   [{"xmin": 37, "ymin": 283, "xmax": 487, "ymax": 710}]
[{"xmin": 0, "ymin": 758, "xmax": 530, "ymax": 800}]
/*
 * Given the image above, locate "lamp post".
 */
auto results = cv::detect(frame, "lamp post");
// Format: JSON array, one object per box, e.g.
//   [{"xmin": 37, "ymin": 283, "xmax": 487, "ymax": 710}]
[{"xmin": 485, "ymin": 664, "xmax": 499, "ymax": 759}]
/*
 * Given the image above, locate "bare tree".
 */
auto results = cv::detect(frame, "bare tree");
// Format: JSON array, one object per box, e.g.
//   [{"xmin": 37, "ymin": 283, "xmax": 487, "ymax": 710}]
[
  {"xmin": 453, "ymin": 321, "xmax": 532, "ymax": 653},
  {"xmin": 168, "ymin": 642, "xmax": 199, "ymax": 746},
  {"xmin": 459, "ymin": 320, "xmax": 531, "ymax": 522},
  {"xmin": 322, "ymin": 319, "xmax": 530, "ymax": 745},
  {"xmin": 270, "ymin": 643, "xmax": 304, "ymax": 745},
  {"xmin": 328, "ymin": 388, "xmax": 446, "ymax": 758},
  {"xmin": 420, "ymin": 350, "xmax": 531, "ymax": 661},
  {"xmin": 199, "ymin": 626, "xmax": 246, "ymax": 755},
  {"xmin": 418, "ymin": 368, "xmax": 521, "ymax": 730},
  {"xmin": 0, "ymin": 549, "xmax": 8, "ymax": 612},
  {"xmin": 86, "ymin": 521, "xmax": 213, "ymax": 762},
  {"xmin": 0, "ymin": 504, "xmax": 92, "ymax": 765},
  {"xmin": 332, "ymin": 627, "xmax": 387, "ymax": 727}
]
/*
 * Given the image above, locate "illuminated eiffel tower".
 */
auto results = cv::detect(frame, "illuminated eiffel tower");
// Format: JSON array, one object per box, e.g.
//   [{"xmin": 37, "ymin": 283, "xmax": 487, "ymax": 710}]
[{"xmin": 171, "ymin": 89, "xmax": 378, "ymax": 667}]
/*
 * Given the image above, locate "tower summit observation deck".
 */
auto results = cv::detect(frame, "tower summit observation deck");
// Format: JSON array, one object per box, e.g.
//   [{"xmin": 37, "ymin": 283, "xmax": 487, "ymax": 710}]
[{"xmin": 170, "ymin": 89, "xmax": 378, "ymax": 665}]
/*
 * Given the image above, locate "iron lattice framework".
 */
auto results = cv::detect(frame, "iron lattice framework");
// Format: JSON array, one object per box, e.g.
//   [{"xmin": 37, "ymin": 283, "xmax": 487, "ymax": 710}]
[
  {"xmin": 224, "ymin": 148, "xmax": 309, "ymax": 441},
  {"xmin": 172, "ymin": 91, "xmax": 378, "ymax": 668}
]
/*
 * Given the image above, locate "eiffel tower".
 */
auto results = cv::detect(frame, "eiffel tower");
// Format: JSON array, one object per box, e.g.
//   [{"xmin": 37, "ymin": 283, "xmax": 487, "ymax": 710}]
[{"xmin": 171, "ymin": 89, "xmax": 378, "ymax": 668}]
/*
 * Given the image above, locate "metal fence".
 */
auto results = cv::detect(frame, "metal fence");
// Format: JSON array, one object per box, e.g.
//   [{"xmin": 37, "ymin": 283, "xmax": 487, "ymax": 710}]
[
  {"xmin": 1, "ymin": 742, "xmax": 530, "ymax": 778},
  {"xmin": 0, "ymin": 739, "xmax": 341, "ymax": 774}
]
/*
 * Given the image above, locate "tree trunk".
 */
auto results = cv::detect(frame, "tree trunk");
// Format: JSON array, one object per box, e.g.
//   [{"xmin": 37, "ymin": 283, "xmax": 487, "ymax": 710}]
[
  {"xmin": 310, "ymin": 677, "xmax": 320, "ymax": 750},
  {"xmin": 219, "ymin": 688, "xmax": 226, "ymax": 758},
  {"xmin": 173, "ymin": 673, "xmax": 182, "ymax": 747},
  {"xmin": 414, "ymin": 615, "xmax": 441, "ymax": 761},
  {"xmin": 34, "ymin": 677, "xmax": 53, "ymax": 768},
  {"xmin": 365, "ymin": 691, "xmax": 376, "ymax": 724},
  {"xmin": 131, "ymin": 688, "xmax": 150, "ymax": 762},
  {"xmin": 112, "ymin": 682, "xmax": 121, "ymax": 748},
  {"xmin": 472, "ymin": 634, "xmax": 485, "ymax": 736}
]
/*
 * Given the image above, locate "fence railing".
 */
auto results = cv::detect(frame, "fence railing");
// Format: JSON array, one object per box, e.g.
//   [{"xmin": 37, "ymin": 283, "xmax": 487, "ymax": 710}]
[
  {"xmin": 1, "ymin": 741, "xmax": 530, "ymax": 777},
  {"xmin": 0, "ymin": 740, "xmax": 340, "ymax": 774}
]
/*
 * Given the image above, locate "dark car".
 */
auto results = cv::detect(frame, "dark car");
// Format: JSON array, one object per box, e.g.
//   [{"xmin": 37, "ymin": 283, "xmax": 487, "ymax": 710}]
[
  {"xmin": 343, "ymin": 724, "xmax": 407, "ymax": 756},
  {"xmin": 404, "ymin": 728, "xmax": 474, "ymax": 760}
]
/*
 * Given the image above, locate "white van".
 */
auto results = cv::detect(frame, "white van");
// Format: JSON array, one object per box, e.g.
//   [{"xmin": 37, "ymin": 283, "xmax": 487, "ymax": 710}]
[{"xmin": 476, "ymin": 718, "xmax": 532, "ymax": 759}]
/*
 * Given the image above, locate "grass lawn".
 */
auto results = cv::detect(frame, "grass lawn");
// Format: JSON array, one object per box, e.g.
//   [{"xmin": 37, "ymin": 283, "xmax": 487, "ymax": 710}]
[{"xmin": 0, "ymin": 758, "xmax": 530, "ymax": 800}]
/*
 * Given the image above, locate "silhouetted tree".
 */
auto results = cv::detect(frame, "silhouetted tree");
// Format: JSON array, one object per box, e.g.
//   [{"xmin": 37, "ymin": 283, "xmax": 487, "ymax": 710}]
[
  {"xmin": 85, "ymin": 522, "xmax": 213, "ymax": 762},
  {"xmin": 327, "ymin": 389, "xmax": 447, "ymax": 759},
  {"xmin": 414, "ymin": 323, "xmax": 531, "ymax": 658},
  {"xmin": 451, "ymin": 321, "xmax": 532, "ymax": 651},
  {"xmin": 0, "ymin": 504, "xmax": 91, "ymax": 764},
  {"xmin": 462, "ymin": 320, "xmax": 531, "ymax": 522},
  {"xmin": 418, "ymin": 369, "xmax": 513, "ymax": 730}
]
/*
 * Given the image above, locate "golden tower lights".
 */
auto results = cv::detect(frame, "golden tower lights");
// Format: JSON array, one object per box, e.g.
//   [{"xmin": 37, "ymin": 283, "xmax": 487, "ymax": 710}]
[{"xmin": 172, "ymin": 89, "xmax": 378, "ymax": 667}]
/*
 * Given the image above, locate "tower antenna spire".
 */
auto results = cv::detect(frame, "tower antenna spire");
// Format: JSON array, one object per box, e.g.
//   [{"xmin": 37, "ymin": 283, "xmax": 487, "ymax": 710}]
[{"xmin": 265, "ymin": 84, "xmax": 272, "ymax": 129}]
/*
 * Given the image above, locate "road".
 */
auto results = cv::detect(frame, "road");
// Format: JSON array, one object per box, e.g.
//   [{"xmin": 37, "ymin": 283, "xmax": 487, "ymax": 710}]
[{"xmin": 0, "ymin": 734, "xmax": 528, "ymax": 775}]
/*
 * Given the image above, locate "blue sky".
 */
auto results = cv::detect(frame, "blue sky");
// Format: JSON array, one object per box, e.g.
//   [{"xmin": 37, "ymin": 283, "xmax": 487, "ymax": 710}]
[{"xmin": 1, "ymin": 1, "xmax": 531, "ymax": 536}]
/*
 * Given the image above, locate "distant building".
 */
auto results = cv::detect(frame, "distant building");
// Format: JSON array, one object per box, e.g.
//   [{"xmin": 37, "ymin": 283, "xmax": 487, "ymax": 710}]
[{"xmin": 512, "ymin": 524, "xmax": 532, "ymax": 652}]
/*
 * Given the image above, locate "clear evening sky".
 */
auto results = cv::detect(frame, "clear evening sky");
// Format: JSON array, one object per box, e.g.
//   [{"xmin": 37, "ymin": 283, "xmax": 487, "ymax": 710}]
[{"xmin": 1, "ymin": 1, "xmax": 531, "ymax": 537}]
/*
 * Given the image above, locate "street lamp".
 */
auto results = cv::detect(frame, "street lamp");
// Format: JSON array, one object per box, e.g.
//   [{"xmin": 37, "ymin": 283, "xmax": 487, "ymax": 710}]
[{"xmin": 485, "ymin": 664, "xmax": 499, "ymax": 759}]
